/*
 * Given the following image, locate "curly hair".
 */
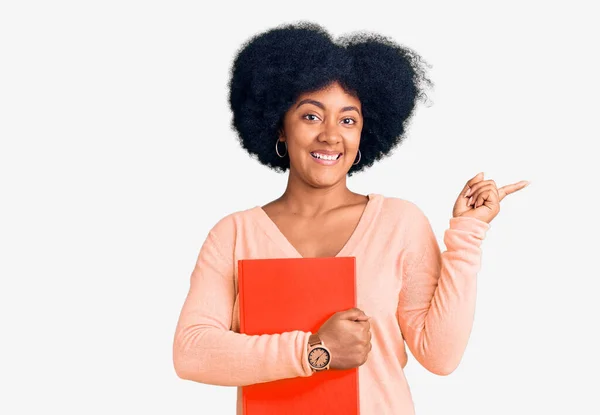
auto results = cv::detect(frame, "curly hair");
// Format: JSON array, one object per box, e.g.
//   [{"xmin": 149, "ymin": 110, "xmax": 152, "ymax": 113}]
[{"xmin": 227, "ymin": 21, "xmax": 434, "ymax": 175}]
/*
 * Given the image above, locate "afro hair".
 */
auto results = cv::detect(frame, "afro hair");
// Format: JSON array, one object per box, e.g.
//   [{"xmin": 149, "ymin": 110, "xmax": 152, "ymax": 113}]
[{"xmin": 227, "ymin": 21, "xmax": 434, "ymax": 175}]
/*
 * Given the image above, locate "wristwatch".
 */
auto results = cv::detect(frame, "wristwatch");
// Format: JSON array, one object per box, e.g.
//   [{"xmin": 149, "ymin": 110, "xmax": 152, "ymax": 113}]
[{"xmin": 307, "ymin": 333, "xmax": 331, "ymax": 372}]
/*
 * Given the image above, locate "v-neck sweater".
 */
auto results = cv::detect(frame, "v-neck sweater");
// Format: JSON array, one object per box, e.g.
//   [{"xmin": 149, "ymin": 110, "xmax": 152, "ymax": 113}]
[{"xmin": 173, "ymin": 194, "xmax": 490, "ymax": 414}]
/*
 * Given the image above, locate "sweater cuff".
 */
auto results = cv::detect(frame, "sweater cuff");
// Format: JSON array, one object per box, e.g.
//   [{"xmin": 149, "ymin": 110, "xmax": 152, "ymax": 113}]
[
  {"xmin": 449, "ymin": 216, "xmax": 490, "ymax": 240},
  {"xmin": 300, "ymin": 331, "xmax": 314, "ymax": 377}
]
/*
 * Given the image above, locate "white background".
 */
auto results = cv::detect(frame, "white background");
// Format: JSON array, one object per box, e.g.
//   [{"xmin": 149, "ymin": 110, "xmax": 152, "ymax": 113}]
[{"xmin": 1, "ymin": 1, "xmax": 598, "ymax": 414}]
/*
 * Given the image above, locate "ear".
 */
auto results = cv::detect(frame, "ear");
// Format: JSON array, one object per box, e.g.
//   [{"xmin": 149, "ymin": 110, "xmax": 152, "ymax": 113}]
[{"xmin": 278, "ymin": 129, "xmax": 286, "ymax": 142}]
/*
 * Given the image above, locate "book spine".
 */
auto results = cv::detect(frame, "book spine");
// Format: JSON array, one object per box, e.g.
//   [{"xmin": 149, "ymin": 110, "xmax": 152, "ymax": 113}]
[
  {"xmin": 237, "ymin": 259, "xmax": 248, "ymax": 415},
  {"xmin": 238, "ymin": 259, "xmax": 244, "ymax": 334}
]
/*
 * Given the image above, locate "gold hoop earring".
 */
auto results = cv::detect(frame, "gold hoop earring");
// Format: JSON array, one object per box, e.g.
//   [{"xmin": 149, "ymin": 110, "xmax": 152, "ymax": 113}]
[
  {"xmin": 275, "ymin": 139, "xmax": 287, "ymax": 158},
  {"xmin": 353, "ymin": 149, "xmax": 361, "ymax": 165}
]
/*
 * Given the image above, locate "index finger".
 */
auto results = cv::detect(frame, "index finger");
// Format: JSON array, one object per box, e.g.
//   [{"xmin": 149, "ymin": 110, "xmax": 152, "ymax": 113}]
[{"xmin": 498, "ymin": 180, "xmax": 530, "ymax": 200}]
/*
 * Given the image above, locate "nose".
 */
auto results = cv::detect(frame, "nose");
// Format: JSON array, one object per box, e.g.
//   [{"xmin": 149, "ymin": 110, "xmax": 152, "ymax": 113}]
[{"xmin": 317, "ymin": 118, "xmax": 341, "ymax": 145}]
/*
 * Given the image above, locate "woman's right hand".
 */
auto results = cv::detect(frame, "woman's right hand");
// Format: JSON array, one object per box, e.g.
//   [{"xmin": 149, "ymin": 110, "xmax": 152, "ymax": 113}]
[{"xmin": 316, "ymin": 307, "xmax": 372, "ymax": 370}]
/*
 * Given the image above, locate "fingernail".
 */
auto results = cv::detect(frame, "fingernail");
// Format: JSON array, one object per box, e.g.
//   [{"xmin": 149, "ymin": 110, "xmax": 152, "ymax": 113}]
[
  {"xmin": 468, "ymin": 196, "xmax": 473, "ymax": 205},
  {"xmin": 465, "ymin": 188, "xmax": 471, "ymax": 197}
]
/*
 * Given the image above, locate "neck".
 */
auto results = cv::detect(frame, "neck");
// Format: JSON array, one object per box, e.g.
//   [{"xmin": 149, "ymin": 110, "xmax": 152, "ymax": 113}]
[{"xmin": 278, "ymin": 169, "xmax": 355, "ymax": 217}]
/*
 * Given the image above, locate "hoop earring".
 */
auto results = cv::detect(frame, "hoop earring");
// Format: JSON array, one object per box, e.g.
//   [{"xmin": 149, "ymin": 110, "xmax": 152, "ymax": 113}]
[
  {"xmin": 353, "ymin": 149, "xmax": 361, "ymax": 165},
  {"xmin": 275, "ymin": 139, "xmax": 287, "ymax": 158}
]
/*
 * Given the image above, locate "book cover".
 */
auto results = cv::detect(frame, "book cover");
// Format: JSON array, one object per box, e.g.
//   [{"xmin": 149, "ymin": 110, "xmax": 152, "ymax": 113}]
[{"xmin": 238, "ymin": 256, "xmax": 359, "ymax": 415}]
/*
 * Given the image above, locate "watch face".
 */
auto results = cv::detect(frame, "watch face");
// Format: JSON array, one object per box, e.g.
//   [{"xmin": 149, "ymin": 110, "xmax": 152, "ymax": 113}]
[{"xmin": 308, "ymin": 346, "xmax": 330, "ymax": 369}]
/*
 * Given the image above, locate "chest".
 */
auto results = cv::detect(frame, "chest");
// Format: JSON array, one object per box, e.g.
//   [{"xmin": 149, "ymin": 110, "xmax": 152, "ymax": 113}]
[{"xmin": 274, "ymin": 210, "xmax": 362, "ymax": 258}]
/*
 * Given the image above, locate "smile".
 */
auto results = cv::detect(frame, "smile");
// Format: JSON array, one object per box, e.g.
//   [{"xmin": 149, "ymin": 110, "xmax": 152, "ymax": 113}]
[{"xmin": 310, "ymin": 151, "xmax": 343, "ymax": 166}]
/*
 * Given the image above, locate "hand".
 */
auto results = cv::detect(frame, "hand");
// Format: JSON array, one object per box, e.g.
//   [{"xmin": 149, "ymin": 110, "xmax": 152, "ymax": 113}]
[
  {"xmin": 452, "ymin": 172, "xmax": 530, "ymax": 224},
  {"xmin": 316, "ymin": 307, "xmax": 372, "ymax": 370}
]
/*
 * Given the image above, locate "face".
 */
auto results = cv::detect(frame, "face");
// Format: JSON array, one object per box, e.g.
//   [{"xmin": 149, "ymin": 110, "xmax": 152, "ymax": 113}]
[
  {"xmin": 279, "ymin": 81, "xmax": 363, "ymax": 188},
  {"xmin": 308, "ymin": 346, "xmax": 330, "ymax": 369}
]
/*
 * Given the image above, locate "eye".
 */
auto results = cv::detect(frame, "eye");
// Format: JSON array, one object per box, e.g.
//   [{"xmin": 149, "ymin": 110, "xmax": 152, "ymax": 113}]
[
  {"xmin": 302, "ymin": 113, "xmax": 320, "ymax": 121},
  {"xmin": 302, "ymin": 114, "xmax": 356, "ymax": 125}
]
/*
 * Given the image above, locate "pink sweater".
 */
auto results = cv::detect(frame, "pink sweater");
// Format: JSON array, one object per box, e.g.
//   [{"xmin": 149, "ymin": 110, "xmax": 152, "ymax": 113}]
[{"xmin": 173, "ymin": 193, "xmax": 490, "ymax": 414}]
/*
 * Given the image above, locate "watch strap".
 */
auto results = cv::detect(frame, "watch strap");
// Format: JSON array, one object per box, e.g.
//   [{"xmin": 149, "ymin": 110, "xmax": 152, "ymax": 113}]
[{"xmin": 308, "ymin": 333, "xmax": 322, "ymax": 347}]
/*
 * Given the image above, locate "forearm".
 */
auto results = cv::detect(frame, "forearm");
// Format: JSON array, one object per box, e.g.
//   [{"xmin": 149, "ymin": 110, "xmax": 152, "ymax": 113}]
[
  {"xmin": 173, "ymin": 325, "xmax": 313, "ymax": 386},
  {"xmin": 402, "ymin": 255, "xmax": 478, "ymax": 375},
  {"xmin": 399, "ymin": 216, "xmax": 488, "ymax": 375}
]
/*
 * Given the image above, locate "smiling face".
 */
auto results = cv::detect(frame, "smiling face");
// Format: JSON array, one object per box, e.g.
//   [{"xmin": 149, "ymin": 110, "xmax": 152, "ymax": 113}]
[{"xmin": 279, "ymin": 81, "xmax": 363, "ymax": 188}]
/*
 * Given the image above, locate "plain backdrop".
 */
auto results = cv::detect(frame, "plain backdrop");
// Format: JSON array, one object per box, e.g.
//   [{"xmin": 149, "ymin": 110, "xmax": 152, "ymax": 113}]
[{"xmin": 1, "ymin": 1, "xmax": 599, "ymax": 414}]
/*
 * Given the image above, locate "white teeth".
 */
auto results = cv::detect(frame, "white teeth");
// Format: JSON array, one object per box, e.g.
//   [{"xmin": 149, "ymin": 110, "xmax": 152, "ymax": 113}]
[{"xmin": 311, "ymin": 152, "xmax": 339, "ymax": 161}]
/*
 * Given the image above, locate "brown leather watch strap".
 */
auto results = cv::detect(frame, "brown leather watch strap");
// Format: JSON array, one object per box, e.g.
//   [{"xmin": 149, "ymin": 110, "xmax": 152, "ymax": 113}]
[{"xmin": 308, "ymin": 333, "xmax": 322, "ymax": 347}]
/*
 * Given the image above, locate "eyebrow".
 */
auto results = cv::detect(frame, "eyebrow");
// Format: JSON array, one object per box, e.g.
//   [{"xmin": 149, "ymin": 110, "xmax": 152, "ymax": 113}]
[{"xmin": 295, "ymin": 99, "xmax": 361, "ymax": 116}]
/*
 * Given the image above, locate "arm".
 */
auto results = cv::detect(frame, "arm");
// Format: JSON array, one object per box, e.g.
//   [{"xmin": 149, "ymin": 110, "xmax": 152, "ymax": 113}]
[
  {"xmin": 396, "ymin": 210, "xmax": 490, "ymax": 376},
  {"xmin": 173, "ymin": 231, "xmax": 313, "ymax": 386}
]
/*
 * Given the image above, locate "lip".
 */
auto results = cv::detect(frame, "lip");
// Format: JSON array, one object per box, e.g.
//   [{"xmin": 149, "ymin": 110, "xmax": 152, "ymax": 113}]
[{"xmin": 310, "ymin": 151, "xmax": 343, "ymax": 166}]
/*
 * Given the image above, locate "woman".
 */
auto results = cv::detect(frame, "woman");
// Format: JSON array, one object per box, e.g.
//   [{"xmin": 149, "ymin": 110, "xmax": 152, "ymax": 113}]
[{"xmin": 173, "ymin": 22, "xmax": 528, "ymax": 414}]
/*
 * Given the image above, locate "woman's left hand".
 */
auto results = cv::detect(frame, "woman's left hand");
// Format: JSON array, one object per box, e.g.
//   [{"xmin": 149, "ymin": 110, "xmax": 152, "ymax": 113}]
[{"xmin": 452, "ymin": 172, "xmax": 530, "ymax": 224}]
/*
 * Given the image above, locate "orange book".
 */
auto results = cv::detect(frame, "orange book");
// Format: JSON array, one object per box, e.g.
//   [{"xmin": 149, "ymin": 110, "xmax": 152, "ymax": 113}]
[{"xmin": 238, "ymin": 256, "xmax": 359, "ymax": 415}]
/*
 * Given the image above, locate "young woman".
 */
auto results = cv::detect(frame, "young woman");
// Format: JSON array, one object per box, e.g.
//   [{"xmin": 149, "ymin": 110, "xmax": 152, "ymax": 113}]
[{"xmin": 173, "ymin": 21, "xmax": 529, "ymax": 414}]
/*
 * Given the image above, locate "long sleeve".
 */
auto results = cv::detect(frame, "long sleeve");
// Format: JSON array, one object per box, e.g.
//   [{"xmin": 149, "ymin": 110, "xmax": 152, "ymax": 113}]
[
  {"xmin": 172, "ymin": 230, "xmax": 313, "ymax": 386},
  {"xmin": 396, "ymin": 211, "xmax": 490, "ymax": 376}
]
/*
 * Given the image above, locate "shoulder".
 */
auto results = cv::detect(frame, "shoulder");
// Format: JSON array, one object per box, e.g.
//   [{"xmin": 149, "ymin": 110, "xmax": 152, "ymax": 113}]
[
  {"xmin": 206, "ymin": 206, "xmax": 260, "ymax": 244},
  {"xmin": 364, "ymin": 194, "xmax": 432, "ymax": 244},
  {"xmin": 375, "ymin": 194, "xmax": 428, "ymax": 223}
]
